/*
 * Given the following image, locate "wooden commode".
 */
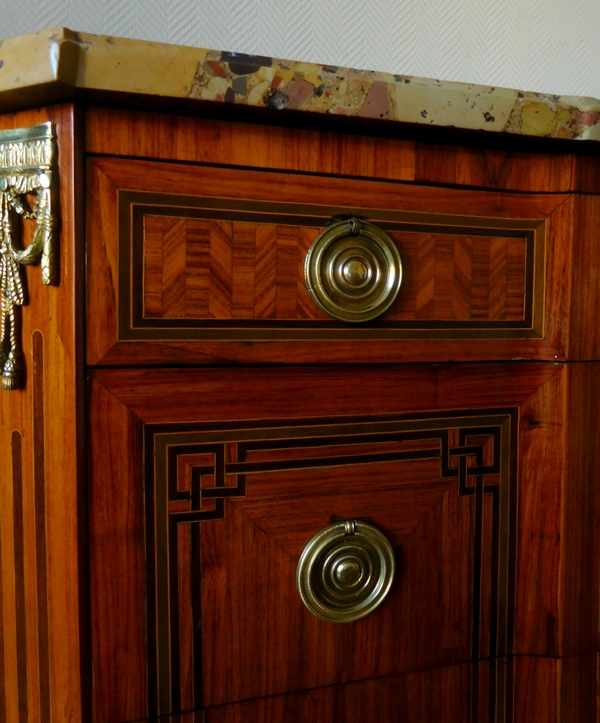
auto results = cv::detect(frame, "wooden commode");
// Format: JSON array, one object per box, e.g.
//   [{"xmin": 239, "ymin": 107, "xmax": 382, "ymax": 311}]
[{"xmin": 1, "ymin": 27, "xmax": 600, "ymax": 723}]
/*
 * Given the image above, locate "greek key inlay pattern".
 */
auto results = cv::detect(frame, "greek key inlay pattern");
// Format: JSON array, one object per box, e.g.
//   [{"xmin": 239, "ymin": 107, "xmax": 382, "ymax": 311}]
[{"xmin": 145, "ymin": 410, "xmax": 516, "ymax": 720}]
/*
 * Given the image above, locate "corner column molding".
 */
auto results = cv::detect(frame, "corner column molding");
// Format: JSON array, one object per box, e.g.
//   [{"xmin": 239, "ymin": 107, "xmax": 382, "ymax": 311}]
[{"xmin": 0, "ymin": 122, "xmax": 58, "ymax": 390}]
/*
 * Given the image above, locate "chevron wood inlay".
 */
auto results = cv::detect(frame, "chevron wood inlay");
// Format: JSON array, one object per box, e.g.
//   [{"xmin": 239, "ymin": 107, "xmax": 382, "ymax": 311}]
[
  {"xmin": 208, "ymin": 220, "xmax": 233, "ymax": 319},
  {"xmin": 490, "ymin": 238, "xmax": 508, "ymax": 321},
  {"xmin": 297, "ymin": 226, "xmax": 318, "ymax": 320},
  {"xmin": 142, "ymin": 216, "xmax": 527, "ymax": 323},
  {"xmin": 184, "ymin": 220, "xmax": 211, "ymax": 318},
  {"xmin": 415, "ymin": 234, "xmax": 437, "ymax": 320},
  {"xmin": 253, "ymin": 223, "xmax": 277, "ymax": 318},
  {"xmin": 162, "ymin": 218, "xmax": 188, "ymax": 318},
  {"xmin": 231, "ymin": 222, "xmax": 256, "ymax": 319},
  {"xmin": 143, "ymin": 215, "xmax": 165, "ymax": 317},
  {"xmin": 143, "ymin": 217, "xmax": 329, "ymax": 321},
  {"xmin": 471, "ymin": 237, "xmax": 491, "ymax": 320},
  {"xmin": 453, "ymin": 237, "xmax": 472, "ymax": 321}
]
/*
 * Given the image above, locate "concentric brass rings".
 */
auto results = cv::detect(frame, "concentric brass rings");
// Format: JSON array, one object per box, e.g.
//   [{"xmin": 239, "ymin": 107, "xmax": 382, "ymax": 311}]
[
  {"xmin": 304, "ymin": 216, "xmax": 402, "ymax": 322},
  {"xmin": 296, "ymin": 519, "xmax": 395, "ymax": 623}
]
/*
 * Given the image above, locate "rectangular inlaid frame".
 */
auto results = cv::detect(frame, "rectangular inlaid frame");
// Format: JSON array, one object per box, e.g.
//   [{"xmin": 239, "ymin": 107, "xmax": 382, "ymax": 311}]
[
  {"xmin": 118, "ymin": 192, "xmax": 545, "ymax": 341},
  {"xmin": 144, "ymin": 408, "xmax": 518, "ymax": 722}
]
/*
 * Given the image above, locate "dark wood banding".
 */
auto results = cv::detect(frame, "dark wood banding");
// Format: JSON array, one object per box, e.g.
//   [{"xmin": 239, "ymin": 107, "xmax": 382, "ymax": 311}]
[
  {"xmin": 12, "ymin": 429, "xmax": 28, "ymax": 722},
  {"xmin": 32, "ymin": 330, "xmax": 51, "ymax": 721}
]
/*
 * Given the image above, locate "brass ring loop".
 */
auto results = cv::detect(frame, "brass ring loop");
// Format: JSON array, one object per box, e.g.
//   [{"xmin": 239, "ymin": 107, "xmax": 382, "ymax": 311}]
[
  {"xmin": 304, "ymin": 216, "xmax": 402, "ymax": 322},
  {"xmin": 296, "ymin": 519, "xmax": 396, "ymax": 623}
]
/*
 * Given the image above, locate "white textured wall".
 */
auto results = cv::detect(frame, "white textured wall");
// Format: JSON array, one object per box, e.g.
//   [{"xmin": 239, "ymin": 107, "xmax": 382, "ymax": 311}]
[{"xmin": 2, "ymin": 0, "xmax": 600, "ymax": 98}]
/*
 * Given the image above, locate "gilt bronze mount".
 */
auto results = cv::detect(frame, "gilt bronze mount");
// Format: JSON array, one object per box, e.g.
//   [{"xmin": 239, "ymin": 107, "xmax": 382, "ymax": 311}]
[{"xmin": 0, "ymin": 122, "xmax": 58, "ymax": 390}]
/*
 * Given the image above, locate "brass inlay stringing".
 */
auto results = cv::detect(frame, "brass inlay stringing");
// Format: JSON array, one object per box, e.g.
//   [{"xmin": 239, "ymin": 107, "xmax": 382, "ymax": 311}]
[
  {"xmin": 0, "ymin": 123, "xmax": 58, "ymax": 390},
  {"xmin": 296, "ymin": 518, "xmax": 396, "ymax": 622},
  {"xmin": 304, "ymin": 215, "xmax": 403, "ymax": 323}
]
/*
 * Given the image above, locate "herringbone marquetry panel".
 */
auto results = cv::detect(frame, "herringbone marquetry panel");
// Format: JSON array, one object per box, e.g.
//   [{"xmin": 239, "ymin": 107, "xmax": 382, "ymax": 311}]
[{"xmin": 143, "ymin": 216, "xmax": 527, "ymax": 323}]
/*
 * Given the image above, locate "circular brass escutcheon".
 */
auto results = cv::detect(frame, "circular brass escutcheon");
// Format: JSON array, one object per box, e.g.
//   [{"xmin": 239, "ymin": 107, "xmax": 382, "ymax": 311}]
[
  {"xmin": 304, "ymin": 216, "xmax": 402, "ymax": 322},
  {"xmin": 296, "ymin": 519, "xmax": 396, "ymax": 623}
]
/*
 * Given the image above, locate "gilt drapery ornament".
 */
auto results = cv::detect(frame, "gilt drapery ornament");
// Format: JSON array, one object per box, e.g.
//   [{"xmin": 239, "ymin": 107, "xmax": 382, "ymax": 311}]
[{"xmin": 0, "ymin": 123, "xmax": 58, "ymax": 390}]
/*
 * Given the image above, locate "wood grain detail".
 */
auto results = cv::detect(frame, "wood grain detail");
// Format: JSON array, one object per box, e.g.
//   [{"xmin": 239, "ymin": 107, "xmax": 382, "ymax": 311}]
[
  {"xmin": 125, "ymin": 196, "xmax": 541, "ymax": 341},
  {"xmin": 143, "ymin": 410, "xmax": 516, "ymax": 719},
  {"xmin": 204, "ymin": 664, "xmax": 473, "ymax": 723},
  {"xmin": 140, "ymin": 215, "xmax": 529, "ymax": 327},
  {"xmin": 85, "ymin": 107, "xmax": 577, "ymax": 194}
]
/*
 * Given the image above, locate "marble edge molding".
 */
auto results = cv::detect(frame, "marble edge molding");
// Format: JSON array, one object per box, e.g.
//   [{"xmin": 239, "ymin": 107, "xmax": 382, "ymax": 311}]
[{"xmin": 1, "ymin": 26, "xmax": 600, "ymax": 141}]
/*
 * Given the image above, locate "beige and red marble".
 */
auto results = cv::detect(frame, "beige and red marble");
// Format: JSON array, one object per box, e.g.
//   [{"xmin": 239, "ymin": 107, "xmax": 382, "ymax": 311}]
[{"xmin": 1, "ymin": 27, "xmax": 600, "ymax": 140}]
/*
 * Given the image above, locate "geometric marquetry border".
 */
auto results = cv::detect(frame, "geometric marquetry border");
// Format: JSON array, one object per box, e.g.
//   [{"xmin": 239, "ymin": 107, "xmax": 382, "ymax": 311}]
[
  {"xmin": 144, "ymin": 408, "xmax": 517, "ymax": 722},
  {"xmin": 119, "ymin": 192, "xmax": 544, "ymax": 341}
]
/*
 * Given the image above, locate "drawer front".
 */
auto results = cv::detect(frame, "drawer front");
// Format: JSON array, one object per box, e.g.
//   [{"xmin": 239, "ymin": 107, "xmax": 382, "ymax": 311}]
[
  {"xmin": 87, "ymin": 158, "xmax": 573, "ymax": 365},
  {"xmin": 88, "ymin": 363, "xmax": 597, "ymax": 722}
]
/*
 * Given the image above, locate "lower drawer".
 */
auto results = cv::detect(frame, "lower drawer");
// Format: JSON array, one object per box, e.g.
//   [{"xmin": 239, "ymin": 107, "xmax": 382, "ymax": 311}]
[{"xmin": 88, "ymin": 363, "xmax": 599, "ymax": 722}]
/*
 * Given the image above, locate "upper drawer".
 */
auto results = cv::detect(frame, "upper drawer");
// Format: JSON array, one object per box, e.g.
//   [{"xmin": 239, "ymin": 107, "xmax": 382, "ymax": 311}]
[{"xmin": 87, "ymin": 157, "xmax": 585, "ymax": 365}]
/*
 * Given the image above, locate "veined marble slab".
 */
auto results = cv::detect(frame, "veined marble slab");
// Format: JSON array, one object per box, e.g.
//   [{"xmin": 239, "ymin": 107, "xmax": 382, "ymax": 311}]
[{"xmin": 1, "ymin": 27, "xmax": 600, "ymax": 141}]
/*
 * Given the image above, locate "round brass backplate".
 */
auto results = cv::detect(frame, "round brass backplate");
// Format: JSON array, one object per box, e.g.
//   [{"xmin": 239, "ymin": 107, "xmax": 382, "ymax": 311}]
[
  {"xmin": 304, "ymin": 217, "xmax": 402, "ymax": 322},
  {"xmin": 296, "ymin": 519, "xmax": 396, "ymax": 623}
]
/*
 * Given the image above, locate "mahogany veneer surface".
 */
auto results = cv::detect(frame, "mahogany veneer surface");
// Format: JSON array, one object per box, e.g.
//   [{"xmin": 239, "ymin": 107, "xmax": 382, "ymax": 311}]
[{"xmin": 85, "ymin": 107, "xmax": 579, "ymax": 194}]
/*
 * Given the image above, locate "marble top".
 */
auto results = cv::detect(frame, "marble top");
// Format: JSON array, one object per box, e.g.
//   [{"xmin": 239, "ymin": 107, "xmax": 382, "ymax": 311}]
[{"xmin": 2, "ymin": 27, "xmax": 600, "ymax": 141}]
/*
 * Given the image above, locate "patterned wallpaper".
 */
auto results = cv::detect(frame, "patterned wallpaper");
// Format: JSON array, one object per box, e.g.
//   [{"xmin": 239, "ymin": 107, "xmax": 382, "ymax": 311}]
[{"xmin": 3, "ymin": 0, "xmax": 600, "ymax": 98}]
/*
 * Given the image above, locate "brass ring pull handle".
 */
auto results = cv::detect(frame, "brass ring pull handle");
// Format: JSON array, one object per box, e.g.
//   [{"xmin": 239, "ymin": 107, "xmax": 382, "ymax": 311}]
[
  {"xmin": 304, "ymin": 215, "xmax": 402, "ymax": 322},
  {"xmin": 296, "ymin": 519, "xmax": 396, "ymax": 623}
]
